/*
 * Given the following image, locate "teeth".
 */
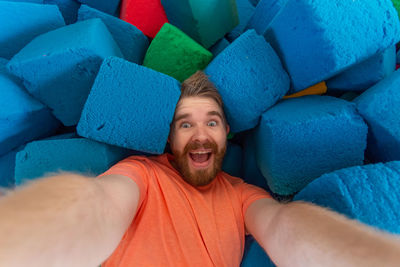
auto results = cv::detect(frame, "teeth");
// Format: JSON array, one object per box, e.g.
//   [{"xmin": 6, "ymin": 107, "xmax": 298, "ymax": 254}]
[{"xmin": 191, "ymin": 151, "xmax": 209, "ymax": 154}]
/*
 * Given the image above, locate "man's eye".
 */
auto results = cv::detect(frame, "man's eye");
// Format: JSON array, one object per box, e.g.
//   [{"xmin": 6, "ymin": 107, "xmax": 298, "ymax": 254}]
[
  {"xmin": 208, "ymin": 121, "xmax": 217, "ymax": 127},
  {"xmin": 181, "ymin": 122, "xmax": 191, "ymax": 128}
]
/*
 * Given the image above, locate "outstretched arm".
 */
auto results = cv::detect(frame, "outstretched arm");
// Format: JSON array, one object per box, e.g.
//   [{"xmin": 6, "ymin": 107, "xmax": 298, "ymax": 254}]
[
  {"xmin": 0, "ymin": 173, "xmax": 139, "ymax": 267},
  {"xmin": 245, "ymin": 198, "xmax": 400, "ymax": 267}
]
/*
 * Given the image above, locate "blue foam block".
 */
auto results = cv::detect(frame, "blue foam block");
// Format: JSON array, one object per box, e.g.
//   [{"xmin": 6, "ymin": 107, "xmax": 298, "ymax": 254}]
[
  {"xmin": 294, "ymin": 161, "xmax": 400, "ymax": 234},
  {"xmin": 397, "ymin": 49, "xmax": 400, "ymax": 64},
  {"xmin": 241, "ymin": 236, "xmax": 275, "ymax": 267},
  {"xmin": 44, "ymin": 0, "xmax": 81, "ymax": 24},
  {"xmin": 0, "ymin": 0, "xmax": 43, "ymax": 2},
  {"xmin": 14, "ymin": 137, "xmax": 132, "ymax": 185},
  {"xmin": 78, "ymin": 5, "xmax": 149, "ymax": 64},
  {"xmin": 205, "ymin": 30, "xmax": 290, "ymax": 133},
  {"xmin": 0, "ymin": 149, "xmax": 18, "ymax": 188},
  {"xmin": 255, "ymin": 95, "xmax": 368, "ymax": 196},
  {"xmin": 263, "ymin": 0, "xmax": 400, "ymax": 92},
  {"xmin": 222, "ymin": 142, "xmax": 242, "ymax": 177},
  {"xmin": 0, "ymin": 58, "xmax": 60, "ymax": 157},
  {"xmin": 7, "ymin": 18, "xmax": 123, "ymax": 126},
  {"xmin": 354, "ymin": 69, "xmax": 400, "ymax": 162},
  {"xmin": 327, "ymin": 46, "xmax": 396, "ymax": 91},
  {"xmin": 209, "ymin": 38, "xmax": 230, "ymax": 57},
  {"xmin": 76, "ymin": 0, "xmax": 120, "ymax": 15},
  {"xmin": 77, "ymin": 57, "xmax": 181, "ymax": 154},
  {"xmin": 226, "ymin": 0, "xmax": 255, "ymax": 41},
  {"xmin": 0, "ymin": 2, "xmax": 65, "ymax": 59}
]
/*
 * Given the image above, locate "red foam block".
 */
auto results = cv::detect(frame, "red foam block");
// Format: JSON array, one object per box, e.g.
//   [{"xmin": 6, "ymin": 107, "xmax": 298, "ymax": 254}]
[{"xmin": 120, "ymin": 0, "xmax": 169, "ymax": 38}]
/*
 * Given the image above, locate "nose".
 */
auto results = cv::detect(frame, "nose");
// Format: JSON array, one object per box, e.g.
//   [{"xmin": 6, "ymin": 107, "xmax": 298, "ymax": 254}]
[{"xmin": 191, "ymin": 125, "xmax": 209, "ymax": 143}]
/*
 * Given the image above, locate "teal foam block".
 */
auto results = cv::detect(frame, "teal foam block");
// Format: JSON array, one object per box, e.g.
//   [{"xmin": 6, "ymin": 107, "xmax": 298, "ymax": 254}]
[
  {"xmin": 0, "ymin": 1, "xmax": 65, "ymax": 59},
  {"xmin": 14, "ymin": 137, "xmax": 132, "ymax": 185},
  {"xmin": 78, "ymin": 5, "xmax": 149, "ymax": 64},
  {"xmin": 0, "ymin": 148, "xmax": 19, "ymax": 188},
  {"xmin": 76, "ymin": 0, "xmax": 120, "ymax": 15},
  {"xmin": 294, "ymin": 161, "xmax": 400, "ymax": 234},
  {"xmin": 209, "ymin": 38, "xmax": 230, "ymax": 57},
  {"xmin": 77, "ymin": 57, "xmax": 181, "ymax": 154},
  {"xmin": 354, "ymin": 70, "xmax": 400, "ymax": 163},
  {"xmin": 241, "ymin": 236, "xmax": 275, "ymax": 267},
  {"xmin": 0, "ymin": 58, "xmax": 60, "ymax": 157},
  {"xmin": 226, "ymin": 0, "xmax": 255, "ymax": 41},
  {"xmin": 255, "ymin": 96, "xmax": 368, "ymax": 196},
  {"xmin": 205, "ymin": 30, "xmax": 290, "ymax": 133},
  {"xmin": 263, "ymin": 0, "xmax": 400, "ymax": 92},
  {"xmin": 7, "ymin": 19, "xmax": 123, "ymax": 126},
  {"xmin": 327, "ymin": 46, "xmax": 396, "ymax": 91},
  {"xmin": 44, "ymin": 0, "xmax": 81, "ymax": 24},
  {"xmin": 161, "ymin": 0, "xmax": 239, "ymax": 48},
  {"xmin": 222, "ymin": 142, "xmax": 242, "ymax": 177}
]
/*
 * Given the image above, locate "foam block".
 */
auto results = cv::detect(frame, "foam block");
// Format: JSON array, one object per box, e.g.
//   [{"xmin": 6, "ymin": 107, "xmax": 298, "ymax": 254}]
[
  {"xmin": 161, "ymin": 0, "xmax": 239, "ymax": 48},
  {"xmin": 0, "ymin": 0, "xmax": 43, "ymax": 2},
  {"xmin": 222, "ymin": 142, "xmax": 242, "ymax": 177},
  {"xmin": 255, "ymin": 95, "xmax": 368, "ymax": 196},
  {"xmin": 0, "ymin": 149, "xmax": 18, "ymax": 188},
  {"xmin": 294, "ymin": 161, "xmax": 400, "ymax": 234},
  {"xmin": 14, "ymin": 137, "xmax": 132, "ymax": 185},
  {"xmin": 241, "ymin": 236, "xmax": 275, "ymax": 267},
  {"xmin": 354, "ymin": 69, "xmax": 400, "ymax": 162},
  {"xmin": 143, "ymin": 23, "xmax": 213, "ymax": 82},
  {"xmin": 120, "ymin": 0, "xmax": 168, "ymax": 38},
  {"xmin": 7, "ymin": 19, "xmax": 123, "ymax": 126},
  {"xmin": 327, "ymin": 46, "xmax": 396, "ymax": 91},
  {"xmin": 209, "ymin": 38, "xmax": 230, "ymax": 57},
  {"xmin": 226, "ymin": 0, "xmax": 255, "ymax": 41},
  {"xmin": 77, "ymin": 57, "xmax": 181, "ymax": 154},
  {"xmin": 0, "ymin": 58, "xmax": 60, "ymax": 157},
  {"xmin": 392, "ymin": 0, "xmax": 400, "ymax": 19},
  {"xmin": 76, "ymin": 0, "xmax": 119, "ymax": 15},
  {"xmin": 44, "ymin": 0, "xmax": 81, "ymax": 24},
  {"xmin": 78, "ymin": 5, "xmax": 149, "ymax": 64},
  {"xmin": 263, "ymin": 0, "xmax": 400, "ymax": 92},
  {"xmin": 0, "ymin": 2, "xmax": 65, "ymax": 59},
  {"xmin": 205, "ymin": 30, "xmax": 290, "ymax": 133}
]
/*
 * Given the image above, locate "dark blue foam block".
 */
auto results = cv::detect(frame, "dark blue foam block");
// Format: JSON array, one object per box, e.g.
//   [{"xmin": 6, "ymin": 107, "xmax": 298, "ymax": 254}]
[
  {"xmin": 7, "ymin": 18, "xmax": 123, "ymax": 126},
  {"xmin": 354, "ymin": 69, "xmax": 400, "ymax": 163},
  {"xmin": 241, "ymin": 236, "xmax": 275, "ymax": 267},
  {"xmin": 294, "ymin": 161, "xmax": 400, "ymax": 234},
  {"xmin": 226, "ymin": 0, "xmax": 255, "ymax": 41},
  {"xmin": 0, "ymin": 58, "xmax": 60, "ymax": 157},
  {"xmin": 397, "ymin": 50, "xmax": 400, "ymax": 64},
  {"xmin": 14, "ymin": 137, "xmax": 133, "ymax": 185},
  {"xmin": 77, "ymin": 57, "xmax": 181, "ymax": 154},
  {"xmin": 0, "ymin": 1, "xmax": 65, "ymax": 59},
  {"xmin": 76, "ymin": 0, "xmax": 120, "ymax": 15},
  {"xmin": 209, "ymin": 38, "xmax": 230, "ymax": 57},
  {"xmin": 255, "ymin": 96, "xmax": 368, "ymax": 196},
  {"xmin": 78, "ymin": 5, "xmax": 149, "ymax": 64},
  {"xmin": 205, "ymin": 30, "xmax": 290, "ymax": 133},
  {"xmin": 44, "ymin": 0, "xmax": 81, "ymax": 24},
  {"xmin": 327, "ymin": 46, "xmax": 396, "ymax": 91},
  {"xmin": 0, "ymin": 149, "xmax": 18, "ymax": 188},
  {"xmin": 222, "ymin": 142, "xmax": 242, "ymax": 177},
  {"xmin": 263, "ymin": 0, "xmax": 400, "ymax": 92},
  {"xmin": 0, "ymin": 0, "xmax": 44, "ymax": 2}
]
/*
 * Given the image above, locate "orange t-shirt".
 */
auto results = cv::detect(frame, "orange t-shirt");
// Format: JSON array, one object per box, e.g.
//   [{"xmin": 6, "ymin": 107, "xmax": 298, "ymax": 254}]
[{"xmin": 100, "ymin": 154, "xmax": 271, "ymax": 267}]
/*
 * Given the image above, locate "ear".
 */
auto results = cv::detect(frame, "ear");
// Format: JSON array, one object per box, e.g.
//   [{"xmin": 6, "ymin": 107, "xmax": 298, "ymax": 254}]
[{"xmin": 226, "ymin": 124, "xmax": 230, "ymax": 135}]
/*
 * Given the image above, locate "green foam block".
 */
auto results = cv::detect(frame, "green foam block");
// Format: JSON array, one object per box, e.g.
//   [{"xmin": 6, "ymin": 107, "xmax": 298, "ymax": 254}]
[{"xmin": 143, "ymin": 23, "xmax": 213, "ymax": 82}]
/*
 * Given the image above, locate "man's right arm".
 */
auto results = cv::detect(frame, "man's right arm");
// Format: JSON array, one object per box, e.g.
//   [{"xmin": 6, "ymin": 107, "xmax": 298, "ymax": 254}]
[{"xmin": 0, "ymin": 172, "xmax": 140, "ymax": 267}]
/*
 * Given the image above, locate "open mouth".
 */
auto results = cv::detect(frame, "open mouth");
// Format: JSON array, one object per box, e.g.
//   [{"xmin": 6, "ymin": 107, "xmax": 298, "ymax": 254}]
[{"xmin": 188, "ymin": 150, "xmax": 213, "ymax": 168}]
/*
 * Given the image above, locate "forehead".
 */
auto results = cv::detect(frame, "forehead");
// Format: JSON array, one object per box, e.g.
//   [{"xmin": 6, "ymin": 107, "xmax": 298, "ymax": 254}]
[{"xmin": 174, "ymin": 96, "xmax": 222, "ymax": 116}]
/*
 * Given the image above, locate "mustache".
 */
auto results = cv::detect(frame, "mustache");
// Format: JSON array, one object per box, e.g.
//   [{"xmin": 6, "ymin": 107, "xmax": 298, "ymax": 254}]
[{"xmin": 183, "ymin": 141, "xmax": 218, "ymax": 154}]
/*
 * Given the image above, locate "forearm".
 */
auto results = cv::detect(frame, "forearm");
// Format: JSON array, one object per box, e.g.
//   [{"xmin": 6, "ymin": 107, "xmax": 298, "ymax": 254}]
[{"xmin": 0, "ymin": 174, "xmax": 126, "ymax": 267}]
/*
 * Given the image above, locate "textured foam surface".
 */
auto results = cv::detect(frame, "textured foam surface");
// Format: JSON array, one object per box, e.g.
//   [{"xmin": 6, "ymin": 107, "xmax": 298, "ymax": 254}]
[
  {"xmin": 209, "ymin": 38, "xmax": 230, "ymax": 57},
  {"xmin": 143, "ymin": 23, "xmax": 212, "ymax": 82},
  {"xmin": 327, "ymin": 46, "xmax": 396, "ymax": 91},
  {"xmin": 0, "ymin": 59, "xmax": 60, "ymax": 157},
  {"xmin": 44, "ymin": 0, "xmax": 81, "ymax": 24},
  {"xmin": 0, "ymin": 2, "xmax": 65, "ymax": 59},
  {"xmin": 7, "ymin": 19, "xmax": 123, "ymax": 126},
  {"xmin": 221, "ymin": 142, "xmax": 242, "ymax": 177},
  {"xmin": 77, "ymin": 57, "xmax": 181, "ymax": 154},
  {"xmin": 263, "ymin": 0, "xmax": 400, "ymax": 92},
  {"xmin": 14, "ymin": 137, "xmax": 132, "ymax": 185},
  {"xmin": 255, "ymin": 95, "xmax": 368, "ymax": 196},
  {"xmin": 241, "ymin": 236, "xmax": 275, "ymax": 267},
  {"xmin": 205, "ymin": 30, "xmax": 290, "ymax": 133},
  {"xmin": 120, "ymin": 0, "xmax": 168, "ymax": 38},
  {"xmin": 78, "ymin": 5, "xmax": 149, "ymax": 64},
  {"xmin": 226, "ymin": 0, "xmax": 255, "ymax": 41},
  {"xmin": 161, "ymin": 0, "xmax": 239, "ymax": 48},
  {"xmin": 354, "ymin": 69, "xmax": 400, "ymax": 162},
  {"xmin": 294, "ymin": 161, "xmax": 400, "ymax": 234},
  {"xmin": 76, "ymin": 0, "xmax": 119, "ymax": 14}
]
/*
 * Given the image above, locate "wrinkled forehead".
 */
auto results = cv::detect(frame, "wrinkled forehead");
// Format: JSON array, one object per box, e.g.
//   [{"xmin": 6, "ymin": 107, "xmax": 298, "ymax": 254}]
[{"xmin": 172, "ymin": 96, "xmax": 224, "ymax": 122}]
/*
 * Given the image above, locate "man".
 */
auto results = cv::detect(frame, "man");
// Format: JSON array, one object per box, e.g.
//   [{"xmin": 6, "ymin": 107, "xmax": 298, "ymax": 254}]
[{"xmin": 0, "ymin": 71, "xmax": 400, "ymax": 267}]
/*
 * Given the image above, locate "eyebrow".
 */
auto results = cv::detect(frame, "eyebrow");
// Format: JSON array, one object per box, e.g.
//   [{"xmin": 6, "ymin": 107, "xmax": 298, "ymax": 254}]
[
  {"xmin": 173, "ymin": 111, "xmax": 224, "ymax": 123},
  {"xmin": 207, "ymin": 111, "xmax": 223, "ymax": 121}
]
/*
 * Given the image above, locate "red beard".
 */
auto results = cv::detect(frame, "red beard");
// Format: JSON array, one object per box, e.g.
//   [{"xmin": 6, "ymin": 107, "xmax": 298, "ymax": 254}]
[{"xmin": 172, "ymin": 140, "xmax": 226, "ymax": 187}]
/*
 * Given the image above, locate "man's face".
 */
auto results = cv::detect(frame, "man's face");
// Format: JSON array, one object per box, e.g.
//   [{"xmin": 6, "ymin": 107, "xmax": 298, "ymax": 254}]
[{"xmin": 169, "ymin": 96, "xmax": 230, "ymax": 187}]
